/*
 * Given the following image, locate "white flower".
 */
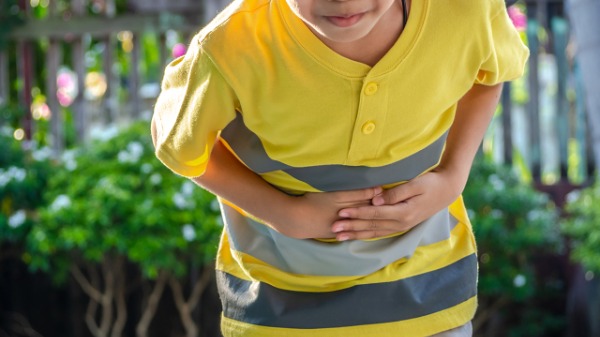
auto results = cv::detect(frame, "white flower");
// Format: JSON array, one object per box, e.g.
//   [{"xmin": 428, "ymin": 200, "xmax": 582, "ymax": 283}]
[
  {"xmin": 488, "ymin": 174, "xmax": 505, "ymax": 191},
  {"xmin": 12, "ymin": 167, "xmax": 26, "ymax": 182},
  {"xmin": 0, "ymin": 126, "xmax": 12, "ymax": 137},
  {"xmin": 490, "ymin": 209, "xmax": 503, "ymax": 219},
  {"xmin": 210, "ymin": 199, "xmax": 221, "ymax": 212},
  {"xmin": 527, "ymin": 210, "xmax": 545, "ymax": 222},
  {"xmin": 139, "ymin": 83, "xmax": 160, "ymax": 99},
  {"xmin": 32, "ymin": 147, "xmax": 53, "ymax": 161},
  {"xmin": 182, "ymin": 224, "xmax": 196, "ymax": 241},
  {"xmin": 50, "ymin": 195, "xmax": 72, "ymax": 212},
  {"xmin": 0, "ymin": 167, "xmax": 27, "ymax": 187},
  {"xmin": 117, "ymin": 150, "xmax": 131, "ymax": 163},
  {"xmin": 89, "ymin": 125, "xmax": 119, "ymax": 141},
  {"xmin": 117, "ymin": 141, "xmax": 144, "ymax": 164},
  {"xmin": 0, "ymin": 169, "xmax": 9, "ymax": 187},
  {"xmin": 585, "ymin": 271, "xmax": 595, "ymax": 281},
  {"xmin": 150, "ymin": 173, "xmax": 162, "ymax": 185},
  {"xmin": 172, "ymin": 192, "xmax": 193, "ymax": 210},
  {"xmin": 61, "ymin": 149, "xmax": 78, "ymax": 163},
  {"xmin": 8, "ymin": 210, "xmax": 27, "ymax": 228},
  {"xmin": 127, "ymin": 141, "xmax": 144, "ymax": 158},
  {"xmin": 141, "ymin": 163, "xmax": 153, "ymax": 174},
  {"xmin": 513, "ymin": 274, "xmax": 526, "ymax": 288},
  {"xmin": 61, "ymin": 150, "xmax": 79, "ymax": 171},
  {"xmin": 65, "ymin": 160, "xmax": 78, "ymax": 171},
  {"xmin": 566, "ymin": 190, "xmax": 581, "ymax": 204},
  {"xmin": 181, "ymin": 181, "xmax": 195, "ymax": 196}
]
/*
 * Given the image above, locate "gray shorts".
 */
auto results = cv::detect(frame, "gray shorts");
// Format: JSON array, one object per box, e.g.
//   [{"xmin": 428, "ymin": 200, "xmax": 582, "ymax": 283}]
[{"xmin": 429, "ymin": 322, "xmax": 473, "ymax": 337}]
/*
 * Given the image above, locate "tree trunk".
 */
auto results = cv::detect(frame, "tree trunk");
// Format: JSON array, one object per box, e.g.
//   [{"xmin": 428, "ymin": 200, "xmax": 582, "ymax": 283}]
[
  {"xmin": 567, "ymin": 0, "xmax": 600, "ymax": 171},
  {"xmin": 170, "ymin": 266, "xmax": 213, "ymax": 337},
  {"xmin": 136, "ymin": 272, "xmax": 168, "ymax": 337}
]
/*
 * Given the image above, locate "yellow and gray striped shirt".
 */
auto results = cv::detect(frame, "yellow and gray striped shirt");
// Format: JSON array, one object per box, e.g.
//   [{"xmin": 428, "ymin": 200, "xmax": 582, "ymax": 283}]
[{"xmin": 152, "ymin": 0, "xmax": 529, "ymax": 335}]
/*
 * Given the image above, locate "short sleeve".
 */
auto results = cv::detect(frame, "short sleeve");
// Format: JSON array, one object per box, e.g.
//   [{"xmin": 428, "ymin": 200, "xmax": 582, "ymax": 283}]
[
  {"xmin": 152, "ymin": 36, "xmax": 237, "ymax": 178},
  {"xmin": 476, "ymin": 4, "xmax": 530, "ymax": 85}
]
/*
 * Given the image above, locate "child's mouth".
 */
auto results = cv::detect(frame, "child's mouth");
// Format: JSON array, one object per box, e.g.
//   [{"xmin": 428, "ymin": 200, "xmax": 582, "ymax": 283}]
[{"xmin": 325, "ymin": 13, "xmax": 365, "ymax": 27}]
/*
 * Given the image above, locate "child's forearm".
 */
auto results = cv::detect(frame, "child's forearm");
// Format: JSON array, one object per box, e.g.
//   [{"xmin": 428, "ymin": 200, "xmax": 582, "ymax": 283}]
[
  {"xmin": 190, "ymin": 139, "xmax": 378, "ymax": 239},
  {"xmin": 191, "ymin": 140, "xmax": 300, "ymax": 234},
  {"xmin": 435, "ymin": 83, "xmax": 503, "ymax": 191}
]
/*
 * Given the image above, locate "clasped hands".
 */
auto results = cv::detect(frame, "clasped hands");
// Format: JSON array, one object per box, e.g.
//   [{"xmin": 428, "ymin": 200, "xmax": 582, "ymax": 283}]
[{"xmin": 281, "ymin": 168, "xmax": 464, "ymax": 241}]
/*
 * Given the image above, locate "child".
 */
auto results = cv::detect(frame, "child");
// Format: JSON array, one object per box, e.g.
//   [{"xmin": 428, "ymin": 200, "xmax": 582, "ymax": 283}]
[{"xmin": 151, "ymin": 0, "xmax": 529, "ymax": 336}]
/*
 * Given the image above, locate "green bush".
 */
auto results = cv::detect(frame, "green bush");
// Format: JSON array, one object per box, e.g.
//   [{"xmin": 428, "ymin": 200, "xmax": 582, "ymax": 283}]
[
  {"xmin": 27, "ymin": 120, "xmax": 222, "ymax": 280},
  {"xmin": 22, "ymin": 120, "xmax": 222, "ymax": 336},
  {"xmin": 464, "ymin": 158, "xmax": 564, "ymax": 337},
  {"xmin": 562, "ymin": 178, "xmax": 600, "ymax": 273},
  {"xmin": 0, "ymin": 126, "xmax": 56, "ymax": 243}
]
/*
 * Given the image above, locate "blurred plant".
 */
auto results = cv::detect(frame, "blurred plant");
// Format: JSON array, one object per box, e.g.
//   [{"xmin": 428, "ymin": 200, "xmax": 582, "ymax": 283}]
[
  {"xmin": 0, "ymin": 124, "xmax": 56, "ymax": 253},
  {"xmin": 562, "ymin": 179, "xmax": 600, "ymax": 273},
  {"xmin": 56, "ymin": 67, "xmax": 78, "ymax": 107},
  {"xmin": 464, "ymin": 158, "xmax": 565, "ymax": 337},
  {"xmin": 0, "ymin": 0, "xmax": 25, "ymax": 51},
  {"xmin": 26, "ymin": 121, "xmax": 222, "ymax": 337},
  {"xmin": 508, "ymin": 5, "xmax": 527, "ymax": 32}
]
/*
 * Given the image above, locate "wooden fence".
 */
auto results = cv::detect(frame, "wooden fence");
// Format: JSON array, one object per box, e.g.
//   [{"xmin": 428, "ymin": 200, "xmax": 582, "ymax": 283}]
[
  {"xmin": 0, "ymin": 0, "xmax": 229, "ymax": 151},
  {"xmin": 494, "ymin": 0, "xmax": 593, "ymax": 206}
]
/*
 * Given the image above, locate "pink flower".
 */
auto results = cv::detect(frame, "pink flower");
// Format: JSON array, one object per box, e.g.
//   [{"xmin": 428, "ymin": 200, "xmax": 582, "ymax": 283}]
[
  {"xmin": 172, "ymin": 43, "xmax": 187, "ymax": 58},
  {"xmin": 57, "ymin": 72, "xmax": 74, "ymax": 89},
  {"xmin": 508, "ymin": 6, "xmax": 527, "ymax": 31}
]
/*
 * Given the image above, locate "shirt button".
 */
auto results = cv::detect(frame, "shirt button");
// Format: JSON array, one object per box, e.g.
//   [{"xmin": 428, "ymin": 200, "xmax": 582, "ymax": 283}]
[
  {"xmin": 361, "ymin": 121, "xmax": 376, "ymax": 134},
  {"xmin": 364, "ymin": 82, "xmax": 378, "ymax": 96}
]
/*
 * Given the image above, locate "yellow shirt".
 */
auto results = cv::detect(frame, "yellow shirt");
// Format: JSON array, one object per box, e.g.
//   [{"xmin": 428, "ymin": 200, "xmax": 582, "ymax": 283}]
[{"xmin": 152, "ymin": 0, "xmax": 529, "ymax": 336}]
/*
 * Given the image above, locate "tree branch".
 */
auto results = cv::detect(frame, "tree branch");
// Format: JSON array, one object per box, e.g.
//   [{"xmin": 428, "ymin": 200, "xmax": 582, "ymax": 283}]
[
  {"xmin": 136, "ymin": 271, "xmax": 168, "ymax": 337},
  {"xmin": 110, "ymin": 257, "xmax": 127, "ymax": 337},
  {"xmin": 99, "ymin": 256, "xmax": 115, "ymax": 337},
  {"xmin": 70, "ymin": 264, "xmax": 103, "ymax": 302},
  {"xmin": 473, "ymin": 296, "xmax": 510, "ymax": 333},
  {"xmin": 169, "ymin": 276, "xmax": 198, "ymax": 337},
  {"xmin": 188, "ymin": 265, "xmax": 213, "ymax": 312}
]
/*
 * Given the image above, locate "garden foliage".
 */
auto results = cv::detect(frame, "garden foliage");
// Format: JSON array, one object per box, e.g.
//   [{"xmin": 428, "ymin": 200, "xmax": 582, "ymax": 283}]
[
  {"xmin": 563, "ymin": 179, "xmax": 600, "ymax": 273},
  {"xmin": 10, "ymin": 120, "xmax": 223, "ymax": 337},
  {"xmin": 27, "ymin": 121, "xmax": 222, "ymax": 281},
  {"xmin": 464, "ymin": 158, "xmax": 565, "ymax": 337},
  {"xmin": 0, "ymin": 126, "xmax": 56, "ymax": 243}
]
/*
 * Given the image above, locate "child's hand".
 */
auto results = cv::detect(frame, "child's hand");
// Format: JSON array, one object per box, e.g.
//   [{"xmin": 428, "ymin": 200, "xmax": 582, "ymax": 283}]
[
  {"xmin": 281, "ymin": 187, "xmax": 383, "ymax": 239},
  {"xmin": 330, "ymin": 169, "xmax": 464, "ymax": 241}
]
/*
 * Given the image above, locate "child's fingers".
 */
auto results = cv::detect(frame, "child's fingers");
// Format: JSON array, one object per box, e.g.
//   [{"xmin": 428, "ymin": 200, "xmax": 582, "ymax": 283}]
[
  {"xmin": 372, "ymin": 181, "xmax": 420, "ymax": 206},
  {"xmin": 337, "ymin": 203, "xmax": 410, "ymax": 222},
  {"xmin": 335, "ymin": 229, "xmax": 398, "ymax": 241},
  {"xmin": 332, "ymin": 218, "xmax": 412, "ymax": 235},
  {"xmin": 332, "ymin": 186, "xmax": 383, "ymax": 203}
]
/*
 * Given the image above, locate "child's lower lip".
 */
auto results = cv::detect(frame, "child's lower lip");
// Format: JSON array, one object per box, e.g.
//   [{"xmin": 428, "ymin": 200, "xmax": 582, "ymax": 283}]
[{"xmin": 326, "ymin": 13, "xmax": 364, "ymax": 27}]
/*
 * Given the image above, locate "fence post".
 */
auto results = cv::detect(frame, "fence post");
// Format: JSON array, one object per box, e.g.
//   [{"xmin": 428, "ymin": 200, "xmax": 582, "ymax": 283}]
[
  {"xmin": 501, "ymin": 82, "xmax": 513, "ymax": 165},
  {"xmin": 552, "ymin": 17, "xmax": 571, "ymax": 179},
  {"xmin": 102, "ymin": 0, "xmax": 117, "ymax": 124},
  {"xmin": 526, "ymin": 12, "xmax": 542, "ymax": 180},
  {"xmin": 568, "ymin": 0, "xmax": 600, "ymax": 172},
  {"xmin": 72, "ymin": 0, "xmax": 87, "ymax": 142},
  {"xmin": 129, "ymin": 33, "xmax": 141, "ymax": 118},
  {"xmin": 0, "ymin": 50, "xmax": 8, "ymax": 106}
]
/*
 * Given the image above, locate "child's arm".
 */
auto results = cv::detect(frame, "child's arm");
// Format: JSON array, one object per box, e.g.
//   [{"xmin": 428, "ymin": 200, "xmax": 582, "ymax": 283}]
[
  {"xmin": 151, "ymin": 113, "xmax": 380, "ymax": 239},
  {"xmin": 330, "ymin": 83, "xmax": 503, "ymax": 241},
  {"xmin": 191, "ymin": 140, "xmax": 382, "ymax": 239}
]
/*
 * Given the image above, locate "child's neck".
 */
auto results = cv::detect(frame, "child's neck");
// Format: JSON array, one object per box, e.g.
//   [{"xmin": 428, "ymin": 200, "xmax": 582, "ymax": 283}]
[{"xmin": 319, "ymin": 3, "xmax": 407, "ymax": 67}]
